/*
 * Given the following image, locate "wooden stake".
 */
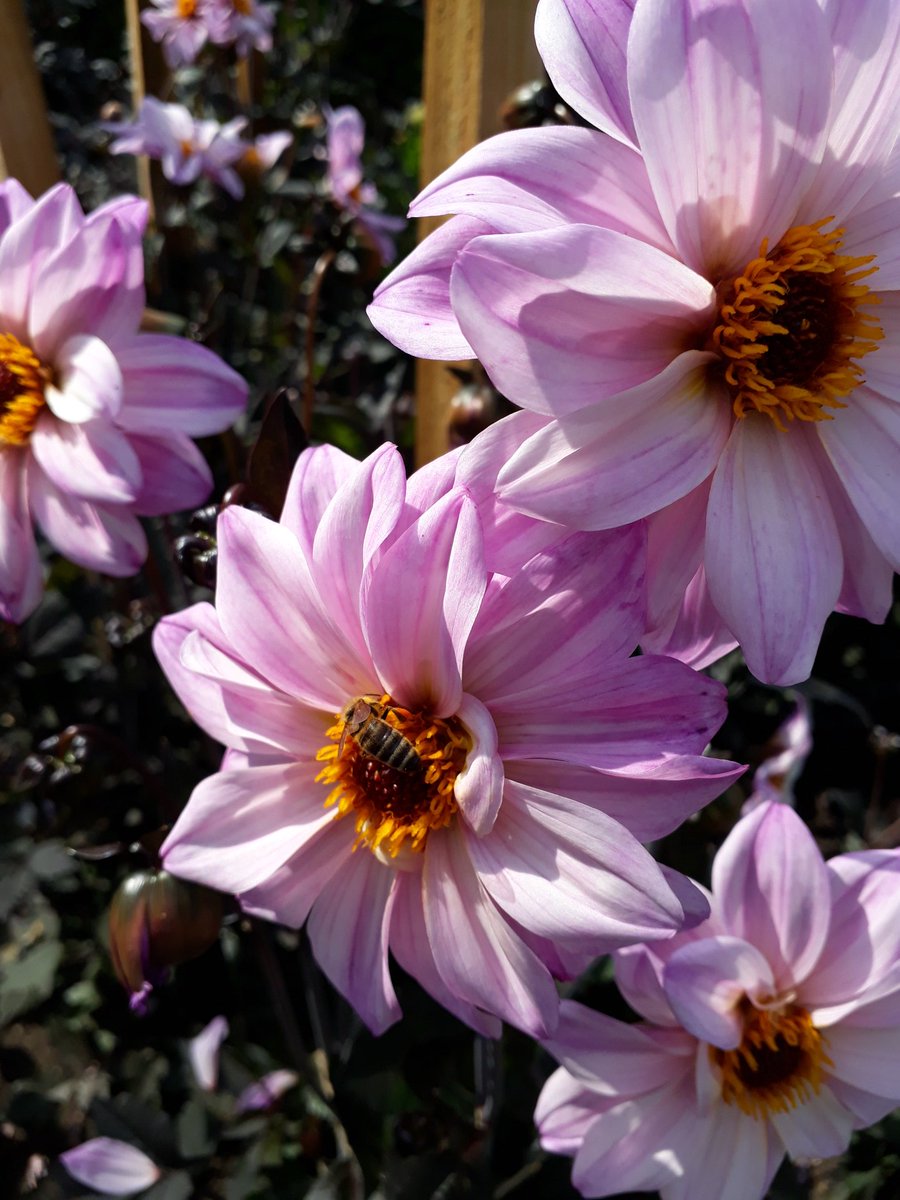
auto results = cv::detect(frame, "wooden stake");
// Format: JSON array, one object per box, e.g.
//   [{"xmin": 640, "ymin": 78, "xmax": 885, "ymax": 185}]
[
  {"xmin": 123, "ymin": 0, "xmax": 168, "ymax": 224},
  {"xmin": 415, "ymin": 0, "xmax": 541, "ymax": 467},
  {"xmin": 0, "ymin": 0, "xmax": 59, "ymax": 194}
]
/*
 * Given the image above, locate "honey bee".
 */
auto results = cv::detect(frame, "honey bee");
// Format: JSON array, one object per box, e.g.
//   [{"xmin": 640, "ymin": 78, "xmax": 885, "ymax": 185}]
[{"xmin": 338, "ymin": 696, "xmax": 421, "ymax": 773}]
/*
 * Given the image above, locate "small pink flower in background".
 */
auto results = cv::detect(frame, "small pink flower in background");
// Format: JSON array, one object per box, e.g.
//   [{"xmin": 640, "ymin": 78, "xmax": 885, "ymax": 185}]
[
  {"xmin": 742, "ymin": 695, "xmax": 812, "ymax": 815},
  {"xmin": 537, "ymin": 801, "xmax": 900, "ymax": 1200},
  {"xmin": 325, "ymin": 105, "xmax": 405, "ymax": 264},
  {"xmin": 106, "ymin": 98, "xmax": 291, "ymax": 199},
  {"xmin": 154, "ymin": 442, "xmax": 742, "ymax": 1038},
  {"xmin": 368, "ymin": 0, "xmax": 900, "ymax": 686},
  {"xmin": 0, "ymin": 180, "xmax": 246, "ymax": 623},
  {"xmin": 210, "ymin": 0, "xmax": 275, "ymax": 58},
  {"xmin": 60, "ymin": 1138, "xmax": 160, "ymax": 1195},
  {"xmin": 140, "ymin": 0, "xmax": 229, "ymax": 69}
]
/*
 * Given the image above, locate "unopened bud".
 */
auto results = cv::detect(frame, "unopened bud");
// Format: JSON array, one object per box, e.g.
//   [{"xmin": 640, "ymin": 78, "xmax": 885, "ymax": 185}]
[{"xmin": 108, "ymin": 869, "xmax": 224, "ymax": 1012}]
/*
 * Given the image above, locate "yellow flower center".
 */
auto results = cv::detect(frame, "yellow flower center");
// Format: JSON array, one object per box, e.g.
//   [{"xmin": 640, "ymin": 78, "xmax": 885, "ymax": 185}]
[
  {"xmin": 315, "ymin": 694, "xmax": 470, "ymax": 858},
  {"xmin": 233, "ymin": 0, "xmax": 252, "ymax": 13},
  {"xmin": 0, "ymin": 333, "xmax": 52, "ymax": 447},
  {"xmin": 176, "ymin": 0, "xmax": 197, "ymax": 18},
  {"xmin": 712, "ymin": 219, "xmax": 883, "ymax": 431},
  {"xmin": 710, "ymin": 999, "xmax": 832, "ymax": 1119}
]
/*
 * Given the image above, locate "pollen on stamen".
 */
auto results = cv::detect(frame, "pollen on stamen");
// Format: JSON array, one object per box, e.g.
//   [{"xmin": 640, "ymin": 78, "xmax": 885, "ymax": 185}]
[
  {"xmin": 315, "ymin": 696, "xmax": 471, "ymax": 859},
  {"xmin": 0, "ymin": 333, "xmax": 52, "ymax": 447},
  {"xmin": 710, "ymin": 1000, "xmax": 832, "ymax": 1120},
  {"xmin": 712, "ymin": 218, "xmax": 884, "ymax": 431}
]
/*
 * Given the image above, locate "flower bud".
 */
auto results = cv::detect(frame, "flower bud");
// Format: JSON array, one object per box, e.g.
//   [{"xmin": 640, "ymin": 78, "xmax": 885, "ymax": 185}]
[{"xmin": 108, "ymin": 869, "xmax": 224, "ymax": 1012}]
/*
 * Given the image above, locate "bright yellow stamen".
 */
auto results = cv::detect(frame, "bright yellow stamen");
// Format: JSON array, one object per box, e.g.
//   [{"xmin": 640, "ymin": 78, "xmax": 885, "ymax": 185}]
[
  {"xmin": 0, "ymin": 333, "xmax": 51, "ymax": 447},
  {"xmin": 315, "ymin": 694, "xmax": 470, "ymax": 858},
  {"xmin": 176, "ymin": 0, "xmax": 197, "ymax": 17},
  {"xmin": 710, "ymin": 1000, "xmax": 832, "ymax": 1119},
  {"xmin": 713, "ymin": 218, "xmax": 883, "ymax": 431}
]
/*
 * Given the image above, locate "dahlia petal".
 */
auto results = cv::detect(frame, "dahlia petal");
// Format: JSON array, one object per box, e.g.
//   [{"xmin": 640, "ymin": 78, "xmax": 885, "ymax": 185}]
[
  {"xmin": 234, "ymin": 1069, "xmax": 300, "ymax": 1114},
  {"xmin": 507, "ymin": 755, "xmax": 745, "ymax": 844},
  {"xmin": 188, "ymin": 1014, "xmax": 229, "ymax": 1091},
  {"xmin": 60, "ymin": 1138, "xmax": 161, "ymax": 1195},
  {"xmin": 770, "ymin": 1084, "xmax": 857, "ymax": 1159},
  {"xmin": 89, "ymin": 194, "xmax": 150, "ymax": 240},
  {"xmin": 800, "ymin": 0, "xmax": 900, "ymax": 221},
  {"xmin": 280, "ymin": 443, "xmax": 361, "ymax": 551},
  {"xmin": 469, "ymin": 781, "xmax": 687, "ymax": 950},
  {"xmin": 423, "ymin": 829, "xmax": 559, "ymax": 1037},
  {"xmin": 706, "ymin": 418, "xmax": 843, "ymax": 685},
  {"xmin": 495, "ymin": 353, "xmax": 727, "ymax": 528},
  {"xmin": 30, "ymin": 411, "xmax": 141, "ymax": 504},
  {"xmin": 571, "ymin": 1086, "xmax": 703, "ymax": 1199},
  {"xmin": 363, "ymin": 489, "xmax": 486, "ymax": 717},
  {"xmin": 0, "ymin": 183, "xmax": 83, "ymax": 341},
  {"xmin": 453, "ymin": 692, "xmax": 503, "ymax": 836},
  {"xmin": 0, "ymin": 452, "xmax": 43, "ymax": 622},
  {"xmin": 712, "ymin": 801, "xmax": 831, "ymax": 989},
  {"xmin": 826, "ymin": 1078, "xmax": 900, "ymax": 1128},
  {"xmin": 178, "ymin": 628, "xmax": 330, "ymax": 757},
  {"xmin": 863, "ymin": 295, "xmax": 900, "ymax": 401},
  {"xmin": 129, "ymin": 432, "xmax": 213, "ymax": 517},
  {"xmin": 662, "ymin": 936, "xmax": 776, "ymax": 1049},
  {"xmin": 464, "ymin": 525, "xmax": 647, "ymax": 704},
  {"xmin": 367, "ymin": 215, "xmax": 489, "ymax": 359},
  {"xmin": 45, "ymin": 333, "xmax": 123, "ymax": 423},
  {"xmin": 644, "ymin": 478, "xmax": 709, "ymax": 634},
  {"xmin": 115, "ymin": 334, "xmax": 247, "ymax": 436},
  {"xmin": 534, "ymin": 1067, "xmax": 610, "ymax": 1154},
  {"xmin": 153, "ymin": 603, "xmax": 292, "ymax": 753},
  {"xmin": 404, "ymin": 447, "xmax": 462, "ymax": 517},
  {"xmin": 544, "ymin": 1001, "xmax": 694, "ymax": 1096},
  {"xmin": 311, "ymin": 444, "xmax": 407, "ymax": 665},
  {"xmin": 643, "ymin": 567, "xmax": 738, "ymax": 670},
  {"xmin": 307, "ymin": 852, "xmax": 401, "ymax": 1035},
  {"xmin": 822, "ymin": 1025, "xmax": 900, "ymax": 1100},
  {"xmin": 451, "ymin": 226, "xmax": 715, "ymax": 417},
  {"xmin": 806, "ymin": 851, "xmax": 900, "ymax": 1012},
  {"xmin": 240, "ymin": 827, "xmax": 355, "ymax": 929},
  {"xmin": 162, "ymin": 762, "xmax": 335, "ymax": 894},
  {"xmin": 534, "ymin": 0, "xmax": 637, "ymax": 146},
  {"xmin": 412, "ymin": 126, "xmax": 673, "ymax": 251},
  {"xmin": 30, "ymin": 216, "xmax": 144, "ymax": 356},
  {"xmin": 801, "ymin": 433, "xmax": 894, "ymax": 624},
  {"xmin": 389, "ymin": 872, "xmax": 502, "ymax": 1037},
  {"xmin": 661, "ymin": 1104, "xmax": 774, "ymax": 1200},
  {"xmin": 0, "ymin": 178, "xmax": 35, "ymax": 237},
  {"xmin": 629, "ymin": 0, "xmax": 832, "ymax": 277},
  {"xmin": 493, "ymin": 653, "xmax": 728, "ymax": 765},
  {"xmin": 28, "ymin": 464, "xmax": 147, "ymax": 576},
  {"xmin": 819, "ymin": 387, "xmax": 900, "ymax": 568},
  {"xmin": 456, "ymin": 411, "xmax": 567, "ymax": 573},
  {"xmin": 841, "ymin": 198, "xmax": 900, "ymax": 291},
  {"xmin": 216, "ymin": 506, "xmax": 373, "ymax": 710}
]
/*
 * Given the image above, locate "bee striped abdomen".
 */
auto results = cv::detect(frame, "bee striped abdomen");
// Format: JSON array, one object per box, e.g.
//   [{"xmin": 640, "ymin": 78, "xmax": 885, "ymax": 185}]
[{"xmin": 359, "ymin": 719, "xmax": 420, "ymax": 773}]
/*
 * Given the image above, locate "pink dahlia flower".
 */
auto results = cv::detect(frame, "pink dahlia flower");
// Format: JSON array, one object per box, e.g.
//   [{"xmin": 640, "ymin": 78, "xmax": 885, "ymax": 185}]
[
  {"xmin": 140, "ymin": 0, "xmax": 229, "ymax": 69},
  {"xmin": 0, "ymin": 180, "xmax": 246, "ymax": 622},
  {"xmin": 537, "ymin": 801, "xmax": 900, "ymax": 1200},
  {"xmin": 368, "ymin": 0, "xmax": 900, "ymax": 686},
  {"xmin": 326, "ymin": 106, "xmax": 405, "ymax": 264},
  {"xmin": 209, "ymin": 0, "xmax": 275, "ymax": 58},
  {"xmin": 154, "ymin": 442, "xmax": 742, "ymax": 1037},
  {"xmin": 106, "ymin": 98, "xmax": 251, "ymax": 199}
]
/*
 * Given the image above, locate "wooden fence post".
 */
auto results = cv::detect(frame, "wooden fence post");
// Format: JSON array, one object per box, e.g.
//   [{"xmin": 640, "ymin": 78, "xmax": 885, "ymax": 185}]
[
  {"xmin": 415, "ymin": 0, "xmax": 541, "ymax": 467},
  {"xmin": 0, "ymin": 0, "xmax": 60, "ymax": 194}
]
